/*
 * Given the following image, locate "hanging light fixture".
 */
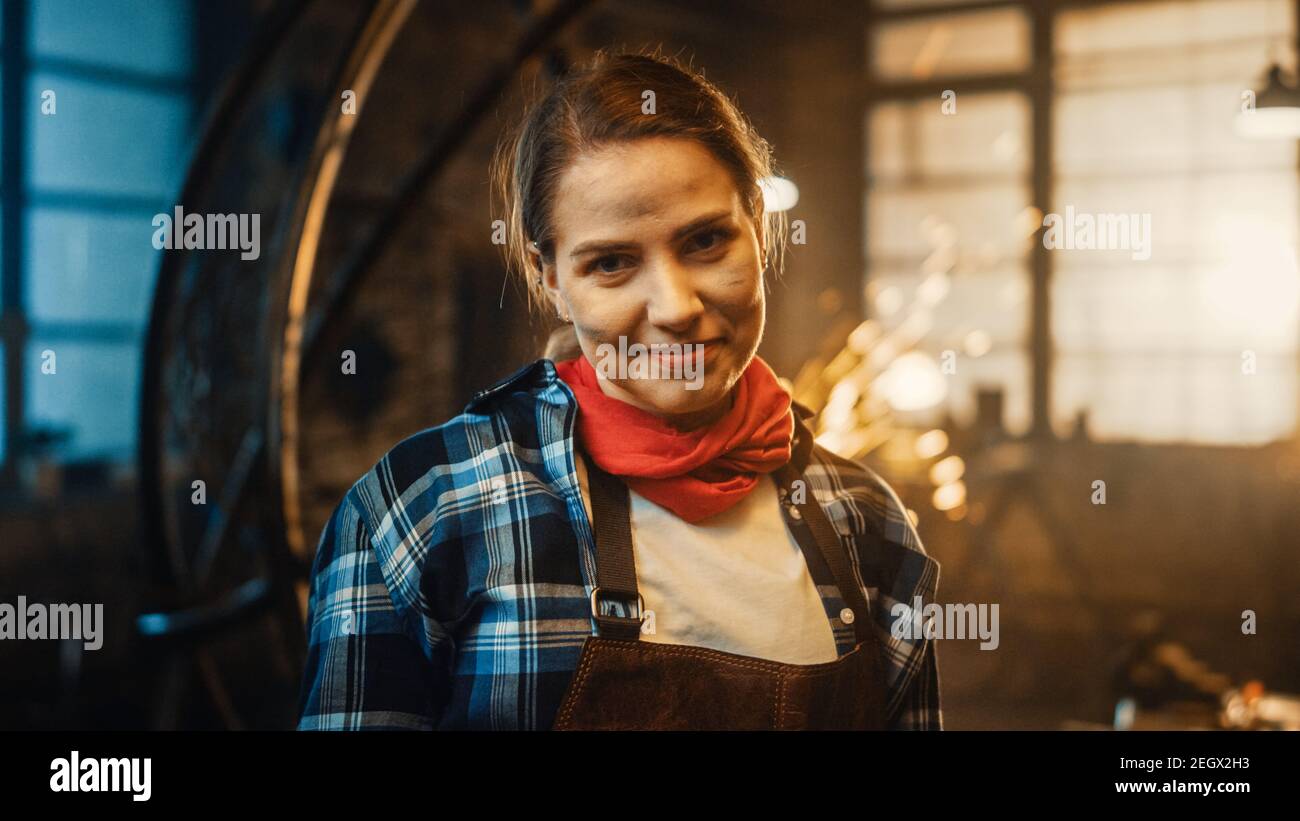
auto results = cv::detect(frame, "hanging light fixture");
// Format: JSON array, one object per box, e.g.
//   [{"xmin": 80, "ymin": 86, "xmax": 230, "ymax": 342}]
[
  {"xmin": 758, "ymin": 175, "xmax": 799, "ymax": 212},
  {"xmin": 1236, "ymin": 64, "xmax": 1300, "ymax": 140}
]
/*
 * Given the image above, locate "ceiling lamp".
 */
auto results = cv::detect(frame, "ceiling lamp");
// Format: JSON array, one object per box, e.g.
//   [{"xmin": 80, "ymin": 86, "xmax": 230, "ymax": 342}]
[
  {"xmin": 758, "ymin": 176, "xmax": 799, "ymax": 213},
  {"xmin": 1236, "ymin": 64, "xmax": 1300, "ymax": 140}
]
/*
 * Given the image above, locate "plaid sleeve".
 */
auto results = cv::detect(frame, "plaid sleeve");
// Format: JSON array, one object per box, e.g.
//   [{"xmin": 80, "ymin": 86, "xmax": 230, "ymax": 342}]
[
  {"xmin": 817, "ymin": 447, "xmax": 943, "ymax": 731},
  {"xmin": 297, "ymin": 491, "xmax": 447, "ymax": 730},
  {"xmin": 888, "ymin": 637, "xmax": 943, "ymax": 730},
  {"xmin": 876, "ymin": 480, "xmax": 943, "ymax": 731}
]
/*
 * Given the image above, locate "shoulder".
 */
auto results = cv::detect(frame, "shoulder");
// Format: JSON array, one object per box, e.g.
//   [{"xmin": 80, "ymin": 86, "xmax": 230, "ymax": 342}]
[
  {"xmin": 341, "ymin": 358, "xmax": 567, "ymax": 538},
  {"xmin": 806, "ymin": 444, "xmax": 926, "ymax": 555},
  {"xmin": 317, "ymin": 359, "xmax": 571, "ymax": 607},
  {"xmin": 803, "ymin": 442, "xmax": 939, "ymax": 607}
]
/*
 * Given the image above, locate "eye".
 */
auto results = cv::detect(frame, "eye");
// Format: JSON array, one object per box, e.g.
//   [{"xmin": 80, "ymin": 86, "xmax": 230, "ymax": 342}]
[
  {"xmin": 587, "ymin": 254, "xmax": 632, "ymax": 275},
  {"xmin": 686, "ymin": 227, "xmax": 734, "ymax": 254}
]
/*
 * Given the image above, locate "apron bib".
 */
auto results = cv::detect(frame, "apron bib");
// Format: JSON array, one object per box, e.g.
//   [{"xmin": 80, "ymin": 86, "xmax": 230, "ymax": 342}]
[{"xmin": 553, "ymin": 455, "xmax": 889, "ymax": 730}]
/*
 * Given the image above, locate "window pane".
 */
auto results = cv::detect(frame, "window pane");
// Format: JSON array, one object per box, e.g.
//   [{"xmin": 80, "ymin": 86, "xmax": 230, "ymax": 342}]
[
  {"xmin": 26, "ymin": 208, "xmax": 159, "ymax": 326},
  {"xmin": 870, "ymin": 7, "xmax": 1030, "ymax": 80},
  {"xmin": 869, "ymin": 93, "xmax": 1029, "ymax": 180},
  {"xmin": 1054, "ymin": 260, "xmax": 1299, "ymax": 355},
  {"xmin": 27, "ymin": 73, "xmax": 189, "ymax": 198},
  {"xmin": 1056, "ymin": 84, "xmax": 1295, "ymax": 175},
  {"xmin": 1053, "ymin": 171, "xmax": 1297, "ymax": 267},
  {"xmin": 1054, "ymin": 353, "xmax": 1296, "ymax": 445},
  {"xmin": 1056, "ymin": 0, "xmax": 1290, "ymax": 59},
  {"xmin": 31, "ymin": 0, "xmax": 191, "ymax": 77},
  {"xmin": 868, "ymin": 181, "xmax": 1033, "ymax": 261},
  {"xmin": 26, "ymin": 340, "xmax": 139, "ymax": 461}
]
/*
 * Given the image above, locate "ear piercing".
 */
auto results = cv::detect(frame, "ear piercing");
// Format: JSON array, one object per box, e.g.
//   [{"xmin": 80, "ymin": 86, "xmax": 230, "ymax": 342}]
[
  {"xmin": 528, "ymin": 239, "xmax": 567, "ymax": 321},
  {"xmin": 529, "ymin": 240, "xmax": 543, "ymax": 277}
]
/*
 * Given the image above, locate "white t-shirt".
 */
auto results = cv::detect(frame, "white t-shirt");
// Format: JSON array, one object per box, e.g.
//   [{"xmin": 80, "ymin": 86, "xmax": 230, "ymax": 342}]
[{"xmin": 574, "ymin": 453, "xmax": 839, "ymax": 665}]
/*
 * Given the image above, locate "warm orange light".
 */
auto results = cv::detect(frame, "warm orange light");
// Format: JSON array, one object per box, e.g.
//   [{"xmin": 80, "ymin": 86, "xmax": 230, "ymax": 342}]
[
  {"xmin": 932, "ymin": 480, "xmax": 966, "ymax": 512},
  {"xmin": 877, "ymin": 351, "xmax": 948, "ymax": 412},
  {"xmin": 929, "ymin": 455, "xmax": 966, "ymax": 486},
  {"xmin": 914, "ymin": 429, "xmax": 949, "ymax": 459}
]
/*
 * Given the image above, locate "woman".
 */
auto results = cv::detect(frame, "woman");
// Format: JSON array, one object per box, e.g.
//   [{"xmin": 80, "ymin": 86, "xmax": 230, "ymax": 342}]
[{"xmin": 297, "ymin": 49, "xmax": 941, "ymax": 730}]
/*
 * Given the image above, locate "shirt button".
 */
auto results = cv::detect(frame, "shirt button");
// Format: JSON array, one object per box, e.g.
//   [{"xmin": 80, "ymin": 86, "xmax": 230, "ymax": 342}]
[
  {"xmin": 787, "ymin": 504, "xmax": 802, "ymax": 520},
  {"xmin": 840, "ymin": 607, "xmax": 855, "ymax": 625}
]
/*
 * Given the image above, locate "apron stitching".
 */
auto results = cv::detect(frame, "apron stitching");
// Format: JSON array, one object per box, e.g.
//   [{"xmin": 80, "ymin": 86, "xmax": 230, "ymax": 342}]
[
  {"xmin": 581, "ymin": 640, "xmax": 788, "ymax": 672},
  {"xmin": 775, "ymin": 674, "xmax": 787, "ymax": 729},
  {"xmin": 555, "ymin": 638, "xmax": 599, "ymax": 728}
]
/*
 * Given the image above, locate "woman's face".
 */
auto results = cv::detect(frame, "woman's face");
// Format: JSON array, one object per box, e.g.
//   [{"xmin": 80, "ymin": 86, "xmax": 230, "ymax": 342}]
[{"xmin": 536, "ymin": 136, "xmax": 767, "ymax": 429}]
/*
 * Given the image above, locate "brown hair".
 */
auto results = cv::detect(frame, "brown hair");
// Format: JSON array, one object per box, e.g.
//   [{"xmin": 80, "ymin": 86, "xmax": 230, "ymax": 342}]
[{"xmin": 491, "ymin": 46, "xmax": 788, "ymax": 357}]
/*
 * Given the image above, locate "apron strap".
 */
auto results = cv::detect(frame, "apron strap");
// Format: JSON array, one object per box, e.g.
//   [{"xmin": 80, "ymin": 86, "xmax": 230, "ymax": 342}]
[
  {"xmin": 586, "ymin": 457, "xmax": 646, "ymax": 640},
  {"xmin": 773, "ymin": 461, "xmax": 875, "ymax": 646}
]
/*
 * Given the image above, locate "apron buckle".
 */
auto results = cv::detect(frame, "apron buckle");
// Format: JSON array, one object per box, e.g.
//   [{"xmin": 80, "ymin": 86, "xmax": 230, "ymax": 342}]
[{"xmin": 589, "ymin": 586, "xmax": 645, "ymax": 624}]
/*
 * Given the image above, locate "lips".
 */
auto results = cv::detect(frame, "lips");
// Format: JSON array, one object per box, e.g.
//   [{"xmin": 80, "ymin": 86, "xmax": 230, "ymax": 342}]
[
  {"xmin": 646, "ymin": 337, "xmax": 725, "ymax": 351},
  {"xmin": 649, "ymin": 339, "xmax": 722, "ymax": 367}
]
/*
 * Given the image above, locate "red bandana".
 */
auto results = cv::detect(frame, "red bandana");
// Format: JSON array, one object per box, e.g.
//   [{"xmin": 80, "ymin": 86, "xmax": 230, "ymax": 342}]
[{"xmin": 555, "ymin": 353, "xmax": 794, "ymax": 523}]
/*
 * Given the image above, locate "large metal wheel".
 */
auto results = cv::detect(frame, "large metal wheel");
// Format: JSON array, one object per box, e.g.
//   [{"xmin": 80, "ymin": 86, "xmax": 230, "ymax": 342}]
[{"xmin": 136, "ymin": 0, "xmax": 593, "ymax": 729}]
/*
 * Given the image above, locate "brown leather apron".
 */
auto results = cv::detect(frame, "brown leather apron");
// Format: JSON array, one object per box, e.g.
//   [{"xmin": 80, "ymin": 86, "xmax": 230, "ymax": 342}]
[{"xmin": 553, "ymin": 456, "xmax": 889, "ymax": 730}]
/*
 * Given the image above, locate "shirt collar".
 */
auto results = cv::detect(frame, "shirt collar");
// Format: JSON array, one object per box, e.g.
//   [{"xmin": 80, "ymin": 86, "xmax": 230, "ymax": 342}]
[{"xmin": 464, "ymin": 358, "xmax": 559, "ymax": 414}]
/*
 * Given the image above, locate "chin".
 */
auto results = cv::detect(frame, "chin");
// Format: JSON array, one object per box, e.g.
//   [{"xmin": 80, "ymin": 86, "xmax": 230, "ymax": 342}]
[
  {"xmin": 593, "ymin": 337, "xmax": 758, "ymax": 418},
  {"xmin": 625, "ymin": 372, "xmax": 735, "ymax": 417}
]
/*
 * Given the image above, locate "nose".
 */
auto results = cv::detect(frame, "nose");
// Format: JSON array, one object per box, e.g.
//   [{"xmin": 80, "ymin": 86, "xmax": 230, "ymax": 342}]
[{"xmin": 644, "ymin": 257, "xmax": 704, "ymax": 332}]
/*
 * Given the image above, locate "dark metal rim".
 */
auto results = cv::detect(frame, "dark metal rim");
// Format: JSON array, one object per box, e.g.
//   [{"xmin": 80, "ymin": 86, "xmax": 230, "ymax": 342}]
[{"xmin": 137, "ymin": 0, "xmax": 313, "ymax": 589}]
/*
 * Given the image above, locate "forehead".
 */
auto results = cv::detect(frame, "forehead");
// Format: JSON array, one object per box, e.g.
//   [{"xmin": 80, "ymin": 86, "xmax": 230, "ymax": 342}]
[{"xmin": 551, "ymin": 137, "xmax": 742, "ymax": 241}]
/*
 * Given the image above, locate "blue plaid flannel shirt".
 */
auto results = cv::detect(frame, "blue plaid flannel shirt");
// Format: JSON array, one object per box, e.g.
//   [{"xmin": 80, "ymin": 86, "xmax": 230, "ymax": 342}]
[{"xmin": 297, "ymin": 358, "xmax": 942, "ymax": 730}]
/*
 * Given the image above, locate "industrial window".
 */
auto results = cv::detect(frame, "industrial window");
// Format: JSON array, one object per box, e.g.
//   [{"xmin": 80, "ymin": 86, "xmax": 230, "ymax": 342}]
[
  {"xmin": 865, "ymin": 0, "xmax": 1298, "ymax": 445},
  {"xmin": 0, "ymin": 0, "xmax": 193, "ymax": 478},
  {"xmin": 1052, "ymin": 0, "xmax": 1296, "ymax": 444}
]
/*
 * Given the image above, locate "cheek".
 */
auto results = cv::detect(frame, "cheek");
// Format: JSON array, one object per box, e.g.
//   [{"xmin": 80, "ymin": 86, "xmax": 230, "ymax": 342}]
[
  {"xmin": 562, "ymin": 278, "xmax": 638, "ymax": 340},
  {"xmin": 707, "ymin": 263, "xmax": 765, "ymax": 325}
]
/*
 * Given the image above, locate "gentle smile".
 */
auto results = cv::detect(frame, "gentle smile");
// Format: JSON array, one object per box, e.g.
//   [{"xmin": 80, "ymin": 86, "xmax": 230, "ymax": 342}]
[
  {"xmin": 591, "ymin": 337, "xmax": 716, "ymax": 389},
  {"xmin": 649, "ymin": 339, "xmax": 722, "ymax": 363}
]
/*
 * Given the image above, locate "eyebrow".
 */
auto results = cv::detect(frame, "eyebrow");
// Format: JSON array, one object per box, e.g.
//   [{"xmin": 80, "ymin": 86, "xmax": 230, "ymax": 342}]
[{"xmin": 568, "ymin": 210, "xmax": 734, "ymax": 259}]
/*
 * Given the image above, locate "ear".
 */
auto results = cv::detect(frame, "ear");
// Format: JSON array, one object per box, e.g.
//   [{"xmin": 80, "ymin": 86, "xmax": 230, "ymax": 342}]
[
  {"xmin": 529, "ymin": 241, "xmax": 565, "ymax": 315},
  {"xmin": 526, "ymin": 241, "xmax": 544, "ymax": 278}
]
